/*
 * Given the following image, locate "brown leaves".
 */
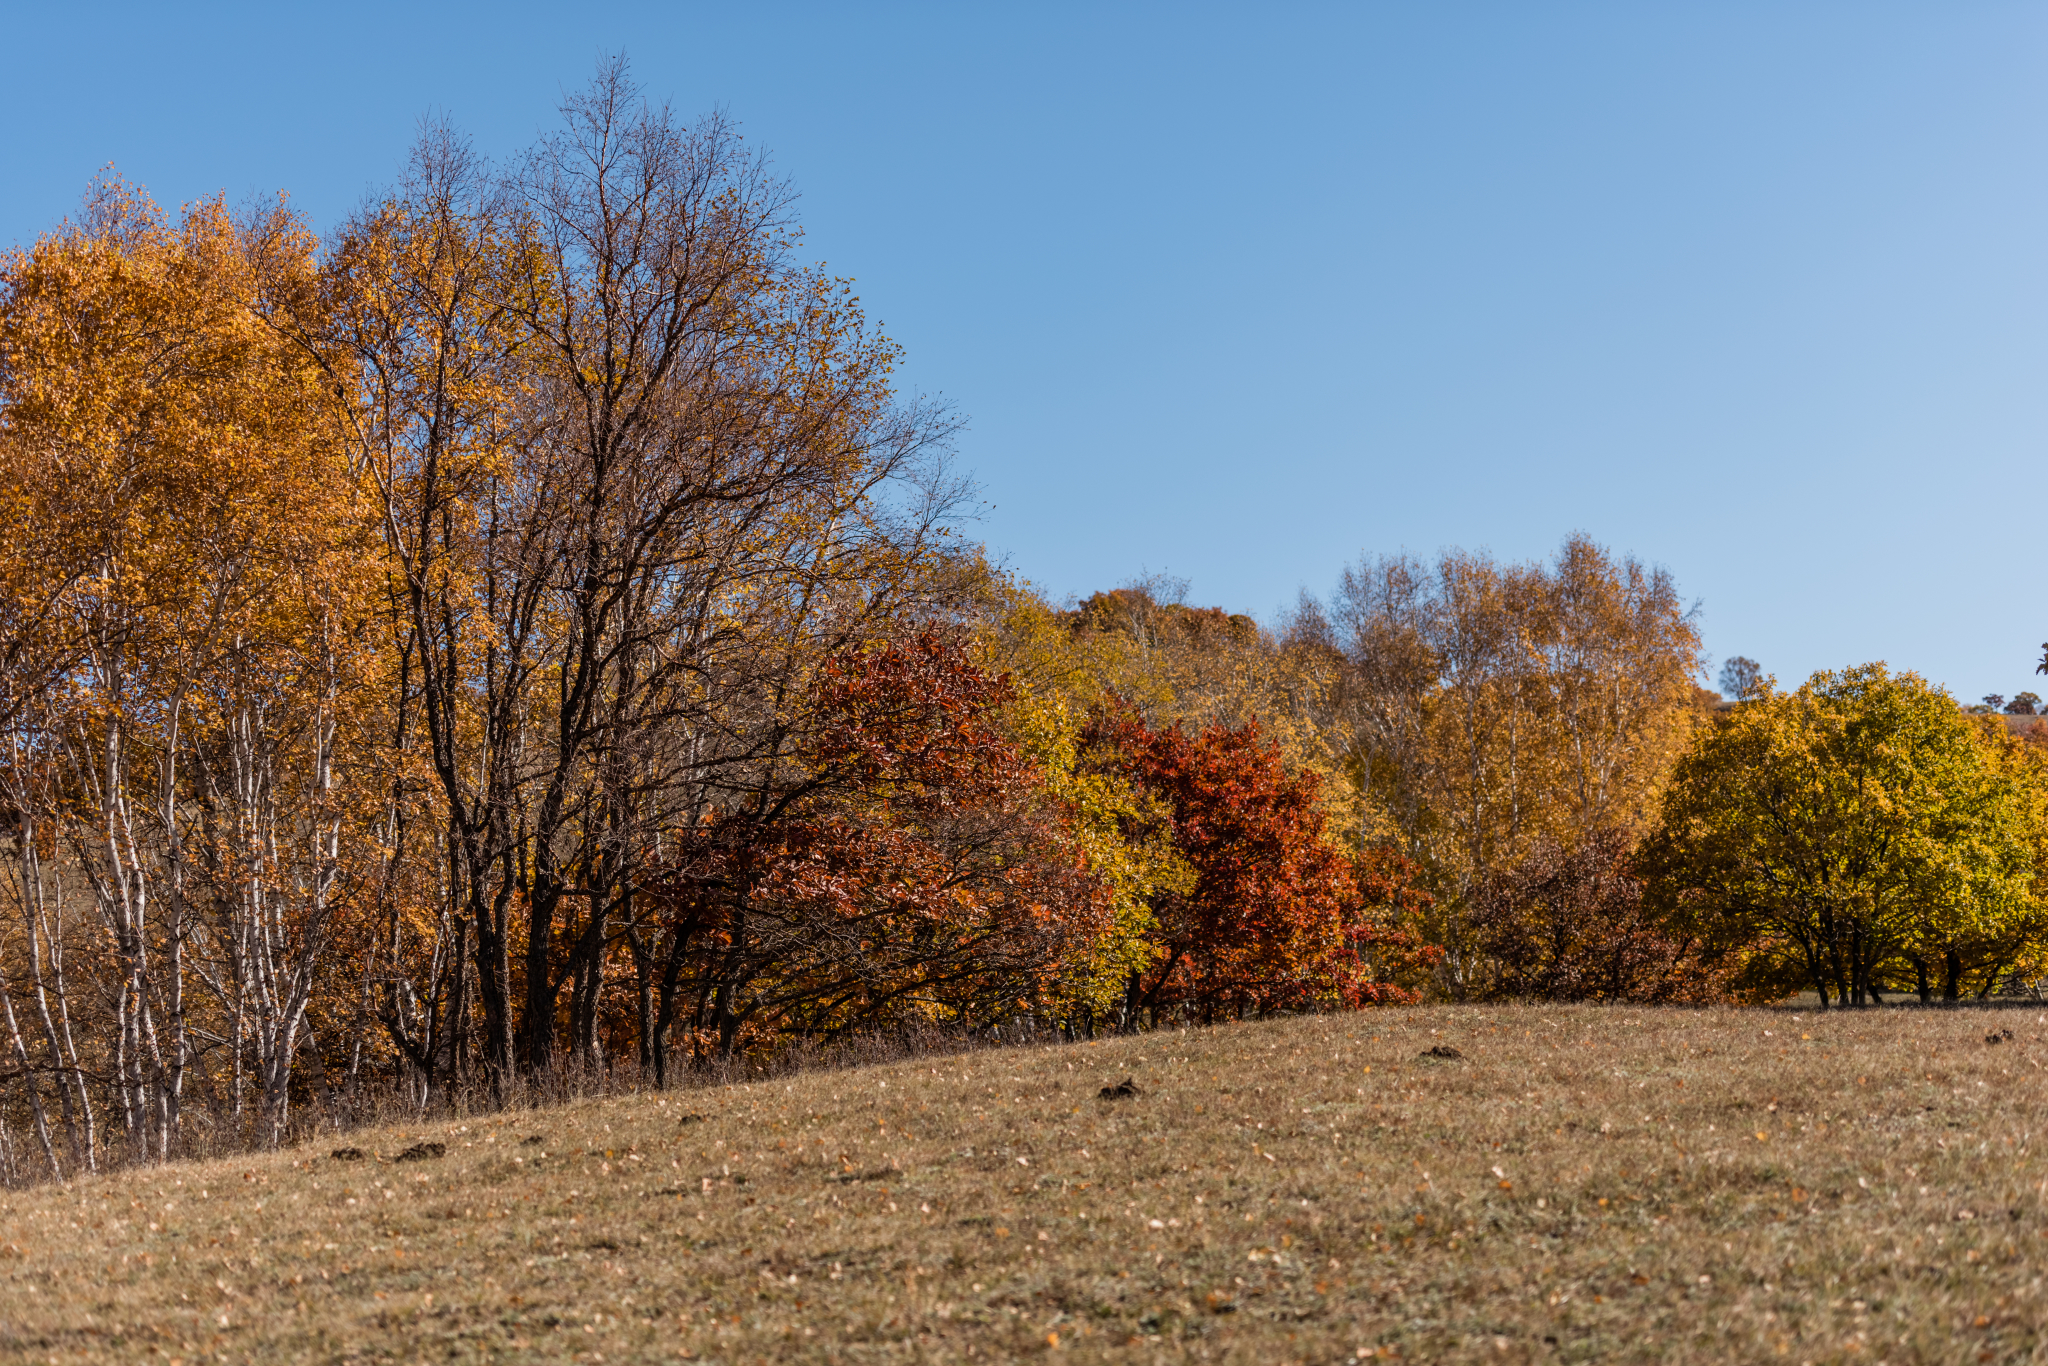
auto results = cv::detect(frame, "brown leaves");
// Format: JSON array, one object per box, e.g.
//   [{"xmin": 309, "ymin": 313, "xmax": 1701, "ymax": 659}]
[{"xmin": 1472, "ymin": 829, "xmax": 1738, "ymax": 1005}]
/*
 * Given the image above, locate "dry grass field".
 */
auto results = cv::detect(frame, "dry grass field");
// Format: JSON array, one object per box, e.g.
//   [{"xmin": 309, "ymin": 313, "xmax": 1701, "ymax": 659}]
[{"xmin": 3, "ymin": 1004, "xmax": 2048, "ymax": 1365}]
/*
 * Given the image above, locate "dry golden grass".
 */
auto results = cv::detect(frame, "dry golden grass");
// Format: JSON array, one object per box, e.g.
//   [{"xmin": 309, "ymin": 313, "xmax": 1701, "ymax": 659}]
[{"xmin": 4, "ymin": 1004, "xmax": 2048, "ymax": 1364}]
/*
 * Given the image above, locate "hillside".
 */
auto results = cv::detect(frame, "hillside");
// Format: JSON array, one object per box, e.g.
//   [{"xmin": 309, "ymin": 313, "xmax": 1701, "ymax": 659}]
[{"xmin": 1, "ymin": 1005, "xmax": 2043, "ymax": 1364}]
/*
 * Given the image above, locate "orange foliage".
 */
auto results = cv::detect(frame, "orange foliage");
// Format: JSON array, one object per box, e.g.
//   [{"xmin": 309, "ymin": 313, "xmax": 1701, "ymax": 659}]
[{"xmin": 1079, "ymin": 704, "xmax": 1436, "ymax": 1023}]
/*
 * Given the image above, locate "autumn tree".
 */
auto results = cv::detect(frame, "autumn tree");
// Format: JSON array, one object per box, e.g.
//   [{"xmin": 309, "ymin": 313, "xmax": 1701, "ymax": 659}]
[
  {"xmin": 1643, "ymin": 665, "xmax": 2048, "ymax": 1007},
  {"xmin": 1050, "ymin": 576, "xmax": 1366, "ymax": 847},
  {"xmin": 1300, "ymin": 533, "xmax": 1705, "ymax": 989},
  {"xmin": 970, "ymin": 580, "xmax": 1198, "ymax": 1026},
  {"xmin": 1078, "ymin": 704, "xmax": 1433, "ymax": 1025},
  {"xmin": 0, "ymin": 179, "xmax": 378, "ymax": 1165},
  {"xmin": 981, "ymin": 574, "xmax": 1439, "ymax": 1025},
  {"xmin": 317, "ymin": 65, "xmax": 965, "ymax": 1089},
  {"xmin": 641, "ymin": 630, "xmax": 1108, "ymax": 1073},
  {"xmin": 0, "ymin": 63, "xmax": 985, "ymax": 1173}
]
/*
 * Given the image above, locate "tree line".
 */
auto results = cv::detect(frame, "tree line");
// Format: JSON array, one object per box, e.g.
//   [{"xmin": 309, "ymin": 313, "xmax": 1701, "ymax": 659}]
[
  {"xmin": 1279, "ymin": 554, "xmax": 2048, "ymax": 1012},
  {"xmin": 0, "ymin": 66, "xmax": 1431, "ymax": 1178},
  {"xmin": 3, "ymin": 63, "xmax": 2040, "ymax": 1183}
]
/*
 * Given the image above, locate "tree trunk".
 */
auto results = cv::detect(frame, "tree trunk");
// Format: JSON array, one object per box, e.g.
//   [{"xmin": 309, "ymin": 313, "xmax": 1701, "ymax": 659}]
[
  {"xmin": 0, "ymin": 974, "xmax": 61, "ymax": 1179},
  {"xmin": 628, "ymin": 917, "xmax": 654, "ymax": 1076},
  {"xmin": 444, "ymin": 916, "xmax": 471, "ymax": 1094},
  {"xmin": 1849, "ymin": 925, "xmax": 1867, "ymax": 1007},
  {"xmin": 470, "ymin": 892, "xmax": 514, "ymax": 1095}
]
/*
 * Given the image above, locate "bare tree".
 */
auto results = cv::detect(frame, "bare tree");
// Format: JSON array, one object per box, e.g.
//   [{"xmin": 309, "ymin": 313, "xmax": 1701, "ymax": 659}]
[{"xmin": 1719, "ymin": 656, "xmax": 1762, "ymax": 699}]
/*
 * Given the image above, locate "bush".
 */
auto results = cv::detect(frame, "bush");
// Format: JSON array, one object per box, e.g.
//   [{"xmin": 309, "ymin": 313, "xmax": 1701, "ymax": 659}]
[{"xmin": 1471, "ymin": 830, "xmax": 1735, "ymax": 1004}]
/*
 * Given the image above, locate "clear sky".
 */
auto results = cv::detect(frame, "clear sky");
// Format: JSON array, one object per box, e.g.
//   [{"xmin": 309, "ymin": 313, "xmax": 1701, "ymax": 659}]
[{"xmin": 5, "ymin": 3, "xmax": 2045, "ymax": 701}]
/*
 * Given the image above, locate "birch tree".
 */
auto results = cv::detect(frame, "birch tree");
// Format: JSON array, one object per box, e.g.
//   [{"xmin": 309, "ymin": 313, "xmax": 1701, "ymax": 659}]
[{"xmin": 0, "ymin": 179, "xmax": 376, "ymax": 1157}]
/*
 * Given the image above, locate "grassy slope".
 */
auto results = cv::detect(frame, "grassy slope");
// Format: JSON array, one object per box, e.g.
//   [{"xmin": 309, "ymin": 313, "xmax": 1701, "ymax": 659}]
[{"xmin": 2, "ymin": 1005, "xmax": 2046, "ymax": 1365}]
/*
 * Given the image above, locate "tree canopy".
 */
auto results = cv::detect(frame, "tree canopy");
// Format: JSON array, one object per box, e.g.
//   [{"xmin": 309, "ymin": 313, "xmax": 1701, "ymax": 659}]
[{"xmin": 1645, "ymin": 664, "xmax": 2048, "ymax": 1006}]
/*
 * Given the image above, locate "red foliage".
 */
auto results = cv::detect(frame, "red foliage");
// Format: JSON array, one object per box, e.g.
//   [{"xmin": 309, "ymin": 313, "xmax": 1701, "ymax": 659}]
[
  {"xmin": 644, "ymin": 631, "xmax": 1108, "ymax": 1064},
  {"xmin": 1344, "ymin": 845, "xmax": 1444, "ymax": 1002},
  {"xmin": 807, "ymin": 631, "xmax": 1039, "ymax": 804},
  {"xmin": 1080, "ymin": 703, "xmax": 1437, "ymax": 1022}
]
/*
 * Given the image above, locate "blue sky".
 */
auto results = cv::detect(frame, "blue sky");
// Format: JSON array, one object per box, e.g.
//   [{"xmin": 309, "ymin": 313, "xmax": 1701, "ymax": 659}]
[{"xmin": 5, "ymin": 3, "xmax": 2046, "ymax": 700}]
